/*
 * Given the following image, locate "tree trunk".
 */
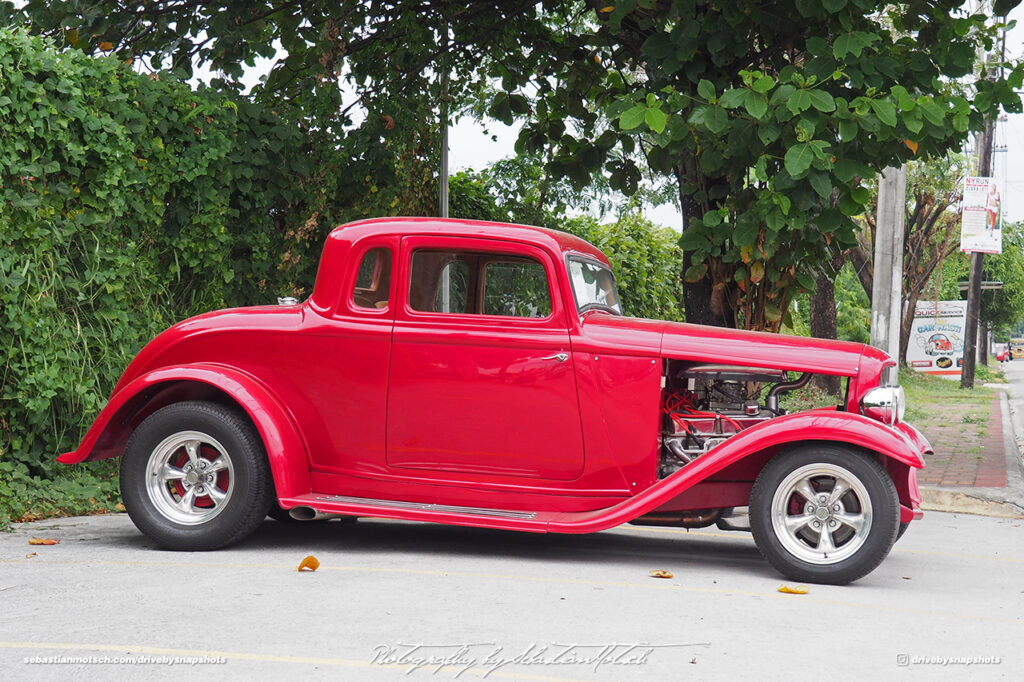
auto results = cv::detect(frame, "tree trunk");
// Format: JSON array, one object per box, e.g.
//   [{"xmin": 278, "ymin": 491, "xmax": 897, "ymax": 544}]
[
  {"xmin": 677, "ymin": 164, "xmax": 732, "ymax": 328},
  {"xmin": 809, "ymin": 256, "xmax": 844, "ymax": 396}
]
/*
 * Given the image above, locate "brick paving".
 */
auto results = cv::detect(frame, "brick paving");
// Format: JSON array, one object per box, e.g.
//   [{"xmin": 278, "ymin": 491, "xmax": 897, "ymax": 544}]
[{"xmin": 916, "ymin": 395, "xmax": 1007, "ymax": 488}]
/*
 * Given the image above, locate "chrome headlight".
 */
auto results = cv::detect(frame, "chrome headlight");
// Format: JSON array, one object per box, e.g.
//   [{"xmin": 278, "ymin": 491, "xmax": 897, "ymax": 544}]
[{"xmin": 860, "ymin": 385, "xmax": 906, "ymax": 426}]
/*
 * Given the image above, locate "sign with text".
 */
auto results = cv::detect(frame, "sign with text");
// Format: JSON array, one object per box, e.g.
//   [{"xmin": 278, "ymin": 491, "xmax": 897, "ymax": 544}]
[
  {"xmin": 960, "ymin": 176, "xmax": 1002, "ymax": 254},
  {"xmin": 906, "ymin": 300, "xmax": 968, "ymax": 376}
]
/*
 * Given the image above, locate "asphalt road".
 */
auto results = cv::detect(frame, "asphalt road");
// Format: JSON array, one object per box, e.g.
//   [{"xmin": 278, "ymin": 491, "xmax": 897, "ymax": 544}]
[{"xmin": 1, "ymin": 510, "xmax": 1021, "ymax": 681}]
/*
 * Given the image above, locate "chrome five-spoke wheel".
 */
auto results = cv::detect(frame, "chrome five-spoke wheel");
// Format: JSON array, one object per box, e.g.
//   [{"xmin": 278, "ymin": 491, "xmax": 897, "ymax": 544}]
[
  {"xmin": 770, "ymin": 463, "xmax": 871, "ymax": 565},
  {"xmin": 750, "ymin": 444, "xmax": 899, "ymax": 585},
  {"xmin": 121, "ymin": 401, "xmax": 274, "ymax": 551},
  {"xmin": 144, "ymin": 431, "xmax": 235, "ymax": 525}
]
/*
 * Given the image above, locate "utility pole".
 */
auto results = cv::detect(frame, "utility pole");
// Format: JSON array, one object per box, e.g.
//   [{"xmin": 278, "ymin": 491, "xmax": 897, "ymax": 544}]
[
  {"xmin": 961, "ymin": 118, "xmax": 996, "ymax": 388},
  {"xmin": 439, "ymin": 20, "xmax": 449, "ymax": 219},
  {"xmin": 870, "ymin": 165, "xmax": 907, "ymax": 382}
]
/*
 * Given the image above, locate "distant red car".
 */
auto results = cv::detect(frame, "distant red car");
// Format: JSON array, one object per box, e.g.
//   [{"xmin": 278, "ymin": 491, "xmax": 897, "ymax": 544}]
[{"xmin": 61, "ymin": 218, "xmax": 928, "ymax": 584}]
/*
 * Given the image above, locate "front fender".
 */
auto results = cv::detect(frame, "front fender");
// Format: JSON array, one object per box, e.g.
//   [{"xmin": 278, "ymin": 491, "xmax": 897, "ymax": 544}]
[
  {"xmin": 549, "ymin": 410, "xmax": 926, "ymax": 533},
  {"xmin": 58, "ymin": 363, "xmax": 311, "ymax": 500}
]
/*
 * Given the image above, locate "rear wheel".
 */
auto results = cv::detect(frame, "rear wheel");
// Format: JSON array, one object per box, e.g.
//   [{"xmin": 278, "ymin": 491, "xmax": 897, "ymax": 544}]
[
  {"xmin": 750, "ymin": 445, "xmax": 899, "ymax": 585},
  {"xmin": 121, "ymin": 401, "xmax": 274, "ymax": 550}
]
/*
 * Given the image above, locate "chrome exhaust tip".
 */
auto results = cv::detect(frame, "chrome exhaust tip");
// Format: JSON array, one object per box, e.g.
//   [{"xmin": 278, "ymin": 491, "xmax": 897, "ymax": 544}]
[{"xmin": 288, "ymin": 506, "xmax": 340, "ymax": 521}]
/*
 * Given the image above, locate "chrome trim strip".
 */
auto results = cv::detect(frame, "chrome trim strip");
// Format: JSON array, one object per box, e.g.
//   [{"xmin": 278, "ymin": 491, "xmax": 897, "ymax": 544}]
[{"xmin": 314, "ymin": 495, "xmax": 538, "ymax": 520}]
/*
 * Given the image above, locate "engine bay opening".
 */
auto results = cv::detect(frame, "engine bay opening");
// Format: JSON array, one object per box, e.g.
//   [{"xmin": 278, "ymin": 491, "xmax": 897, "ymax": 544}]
[{"xmin": 659, "ymin": 362, "xmax": 831, "ymax": 478}]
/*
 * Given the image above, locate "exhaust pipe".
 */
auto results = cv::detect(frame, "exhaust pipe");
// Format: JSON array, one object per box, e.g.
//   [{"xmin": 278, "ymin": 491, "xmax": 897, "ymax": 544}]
[
  {"xmin": 288, "ymin": 506, "xmax": 342, "ymax": 521},
  {"xmin": 629, "ymin": 509, "xmax": 721, "ymax": 528}
]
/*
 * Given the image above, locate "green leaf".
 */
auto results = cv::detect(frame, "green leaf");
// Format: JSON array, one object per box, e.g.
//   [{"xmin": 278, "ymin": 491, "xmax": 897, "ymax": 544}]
[
  {"xmin": 787, "ymin": 89, "xmax": 813, "ymax": 115},
  {"xmin": 697, "ymin": 79, "xmax": 716, "ymax": 101},
  {"xmin": 808, "ymin": 89, "xmax": 836, "ymax": 112},
  {"xmin": 733, "ymin": 221, "xmax": 760, "ymax": 247},
  {"xmin": 833, "ymin": 157, "xmax": 857, "ymax": 182},
  {"xmin": 744, "ymin": 91, "xmax": 767, "ymax": 119},
  {"xmin": 952, "ymin": 112, "xmax": 969, "ymax": 132},
  {"xmin": 619, "ymin": 104, "xmax": 646, "ymax": 130},
  {"xmin": 851, "ymin": 186, "xmax": 871, "ymax": 204},
  {"xmin": 808, "ymin": 171, "xmax": 832, "ymax": 199},
  {"xmin": 784, "ymin": 143, "xmax": 814, "ymax": 177},
  {"xmin": 719, "ymin": 88, "xmax": 747, "ymax": 109},
  {"xmin": 918, "ymin": 100, "xmax": 944, "ymax": 126},
  {"xmin": 805, "ymin": 37, "xmax": 829, "ymax": 57},
  {"xmin": 757, "ymin": 123, "xmax": 781, "ymax": 145},
  {"xmin": 679, "ymin": 228, "xmax": 710, "ymax": 251},
  {"xmin": 645, "ymin": 106, "xmax": 668, "ymax": 133},
  {"xmin": 752, "ymin": 75, "xmax": 776, "ymax": 94},
  {"xmin": 704, "ymin": 106, "xmax": 729, "ymax": 134},
  {"xmin": 869, "ymin": 99, "xmax": 897, "ymax": 127},
  {"xmin": 838, "ymin": 119, "xmax": 857, "ymax": 141}
]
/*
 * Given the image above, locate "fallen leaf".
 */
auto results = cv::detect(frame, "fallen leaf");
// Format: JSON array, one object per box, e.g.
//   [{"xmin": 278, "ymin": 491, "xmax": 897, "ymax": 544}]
[
  {"xmin": 26, "ymin": 552, "xmax": 37, "ymax": 558},
  {"xmin": 902, "ymin": 576, "xmax": 912, "ymax": 580},
  {"xmin": 778, "ymin": 584, "xmax": 808, "ymax": 594},
  {"xmin": 28, "ymin": 538, "xmax": 59, "ymax": 546},
  {"xmin": 297, "ymin": 555, "xmax": 320, "ymax": 572},
  {"xmin": 649, "ymin": 569, "xmax": 673, "ymax": 579},
  {"xmin": 115, "ymin": 503, "xmax": 126, "ymax": 513}
]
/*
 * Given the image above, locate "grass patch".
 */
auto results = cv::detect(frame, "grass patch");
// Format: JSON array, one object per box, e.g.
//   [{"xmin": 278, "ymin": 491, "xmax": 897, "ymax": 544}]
[
  {"xmin": 778, "ymin": 382, "xmax": 843, "ymax": 413},
  {"xmin": 0, "ymin": 459, "xmax": 121, "ymax": 530}
]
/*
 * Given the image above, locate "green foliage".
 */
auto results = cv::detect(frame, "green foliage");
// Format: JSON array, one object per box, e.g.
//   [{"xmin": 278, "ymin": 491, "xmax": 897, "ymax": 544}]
[
  {"xmin": 493, "ymin": 2, "xmax": 1023, "ymax": 331},
  {"xmin": 0, "ymin": 460, "xmax": 120, "ymax": 528},
  {"xmin": 0, "ymin": 28, "xmax": 307, "ymax": 485},
  {"xmin": 934, "ymin": 220, "xmax": 1024, "ymax": 341},
  {"xmin": 559, "ymin": 215, "xmax": 684, "ymax": 322},
  {"xmin": 836, "ymin": 261, "xmax": 872, "ymax": 344}
]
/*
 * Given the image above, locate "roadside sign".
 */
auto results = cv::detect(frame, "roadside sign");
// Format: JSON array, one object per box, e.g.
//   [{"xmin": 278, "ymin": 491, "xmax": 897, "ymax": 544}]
[
  {"xmin": 960, "ymin": 176, "xmax": 1002, "ymax": 254},
  {"xmin": 907, "ymin": 300, "xmax": 968, "ymax": 376}
]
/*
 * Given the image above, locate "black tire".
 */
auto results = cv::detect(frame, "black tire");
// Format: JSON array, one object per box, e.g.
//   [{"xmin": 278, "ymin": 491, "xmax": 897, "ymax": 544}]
[
  {"xmin": 750, "ymin": 444, "xmax": 899, "ymax": 585},
  {"xmin": 896, "ymin": 521, "xmax": 910, "ymax": 542},
  {"xmin": 120, "ymin": 401, "xmax": 275, "ymax": 550}
]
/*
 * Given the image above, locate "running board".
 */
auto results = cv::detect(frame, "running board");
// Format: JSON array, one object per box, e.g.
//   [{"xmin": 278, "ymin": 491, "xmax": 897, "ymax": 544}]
[
  {"xmin": 315, "ymin": 495, "xmax": 538, "ymax": 520},
  {"xmin": 279, "ymin": 493, "xmax": 552, "ymax": 532}
]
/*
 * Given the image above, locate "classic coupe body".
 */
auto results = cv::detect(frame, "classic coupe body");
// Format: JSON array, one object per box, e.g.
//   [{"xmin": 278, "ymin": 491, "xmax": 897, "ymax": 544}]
[{"xmin": 62, "ymin": 217, "xmax": 928, "ymax": 584}]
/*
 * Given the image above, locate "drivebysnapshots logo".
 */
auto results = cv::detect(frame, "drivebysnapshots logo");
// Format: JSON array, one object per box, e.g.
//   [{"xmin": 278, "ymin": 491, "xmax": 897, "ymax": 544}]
[{"xmin": 896, "ymin": 653, "xmax": 1001, "ymax": 667}]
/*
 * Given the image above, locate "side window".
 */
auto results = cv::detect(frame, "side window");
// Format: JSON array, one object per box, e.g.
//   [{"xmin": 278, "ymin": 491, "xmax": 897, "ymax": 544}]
[
  {"xmin": 409, "ymin": 249, "xmax": 551, "ymax": 318},
  {"xmin": 482, "ymin": 260, "xmax": 551, "ymax": 318},
  {"xmin": 352, "ymin": 248, "xmax": 392, "ymax": 309}
]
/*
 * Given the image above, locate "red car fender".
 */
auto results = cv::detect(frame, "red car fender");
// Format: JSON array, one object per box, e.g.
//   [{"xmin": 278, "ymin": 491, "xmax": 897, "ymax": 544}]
[
  {"xmin": 58, "ymin": 363, "xmax": 311, "ymax": 500},
  {"xmin": 549, "ymin": 410, "xmax": 927, "ymax": 533}
]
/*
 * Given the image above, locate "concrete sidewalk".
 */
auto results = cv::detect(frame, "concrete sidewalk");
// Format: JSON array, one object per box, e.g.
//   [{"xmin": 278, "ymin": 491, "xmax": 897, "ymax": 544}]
[{"xmin": 914, "ymin": 363, "xmax": 1024, "ymax": 518}]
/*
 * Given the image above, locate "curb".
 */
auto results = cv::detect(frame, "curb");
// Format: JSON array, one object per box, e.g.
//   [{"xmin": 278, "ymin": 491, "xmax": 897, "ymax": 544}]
[{"xmin": 919, "ymin": 388, "xmax": 1024, "ymax": 519}]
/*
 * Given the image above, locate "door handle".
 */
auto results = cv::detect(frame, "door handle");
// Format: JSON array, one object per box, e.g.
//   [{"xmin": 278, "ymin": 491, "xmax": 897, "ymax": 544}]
[{"xmin": 541, "ymin": 353, "xmax": 569, "ymax": 362}]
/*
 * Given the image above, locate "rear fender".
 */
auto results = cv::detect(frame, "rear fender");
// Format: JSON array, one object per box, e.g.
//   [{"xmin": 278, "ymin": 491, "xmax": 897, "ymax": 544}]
[{"xmin": 58, "ymin": 363, "xmax": 310, "ymax": 500}]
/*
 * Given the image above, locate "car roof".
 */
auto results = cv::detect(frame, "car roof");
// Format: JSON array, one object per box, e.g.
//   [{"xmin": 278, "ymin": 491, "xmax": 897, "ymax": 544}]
[{"xmin": 329, "ymin": 217, "xmax": 611, "ymax": 265}]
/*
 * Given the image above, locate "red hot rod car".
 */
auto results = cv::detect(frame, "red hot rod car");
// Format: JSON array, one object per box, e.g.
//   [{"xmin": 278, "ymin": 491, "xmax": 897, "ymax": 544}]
[{"xmin": 61, "ymin": 218, "xmax": 928, "ymax": 584}]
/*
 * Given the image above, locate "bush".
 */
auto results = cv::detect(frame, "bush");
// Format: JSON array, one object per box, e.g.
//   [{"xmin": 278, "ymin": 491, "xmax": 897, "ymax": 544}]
[
  {"xmin": 0, "ymin": 28, "xmax": 304, "ymax": 489},
  {"xmin": 560, "ymin": 214, "xmax": 685, "ymax": 321}
]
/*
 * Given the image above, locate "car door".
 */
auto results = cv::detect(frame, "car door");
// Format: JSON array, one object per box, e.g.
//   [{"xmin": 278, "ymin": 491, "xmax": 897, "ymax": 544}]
[{"xmin": 386, "ymin": 235, "xmax": 585, "ymax": 481}]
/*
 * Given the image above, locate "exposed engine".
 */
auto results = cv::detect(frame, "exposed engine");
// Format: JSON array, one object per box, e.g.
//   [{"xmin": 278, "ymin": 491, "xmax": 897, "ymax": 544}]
[{"xmin": 659, "ymin": 364, "xmax": 811, "ymax": 477}]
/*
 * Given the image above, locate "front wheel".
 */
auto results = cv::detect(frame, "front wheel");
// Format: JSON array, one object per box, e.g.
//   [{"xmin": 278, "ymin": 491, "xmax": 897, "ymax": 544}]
[
  {"xmin": 750, "ymin": 445, "xmax": 899, "ymax": 585},
  {"xmin": 121, "ymin": 401, "xmax": 275, "ymax": 550}
]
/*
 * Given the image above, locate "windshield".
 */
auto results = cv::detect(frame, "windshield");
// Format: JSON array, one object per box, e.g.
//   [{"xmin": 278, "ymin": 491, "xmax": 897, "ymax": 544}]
[{"xmin": 567, "ymin": 257, "xmax": 622, "ymax": 315}]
